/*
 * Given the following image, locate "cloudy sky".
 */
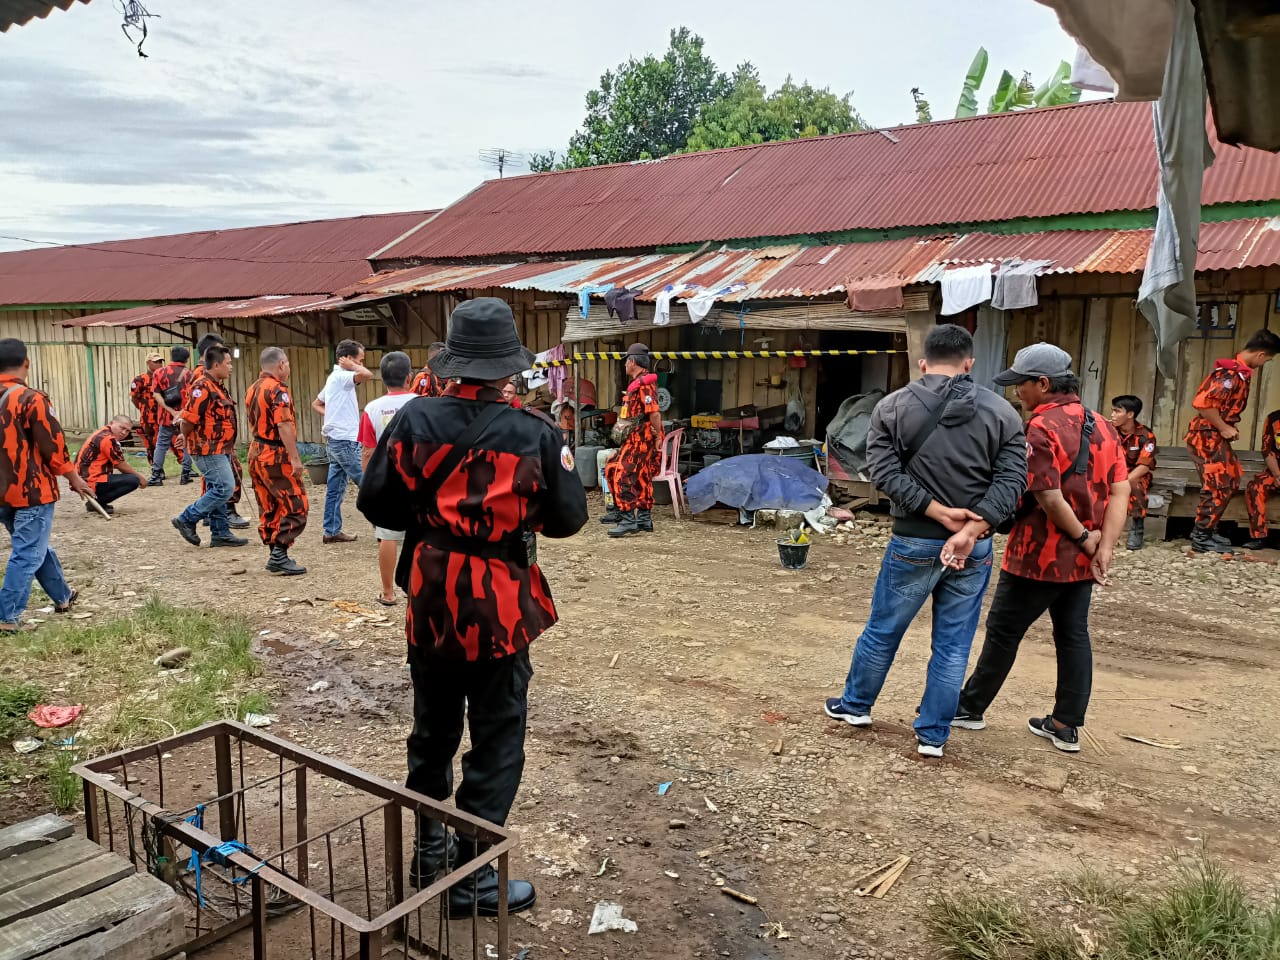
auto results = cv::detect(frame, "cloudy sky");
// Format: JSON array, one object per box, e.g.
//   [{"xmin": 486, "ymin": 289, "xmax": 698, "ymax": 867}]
[{"xmin": 0, "ymin": 0, "xmax": 1082, "ymax": 251}]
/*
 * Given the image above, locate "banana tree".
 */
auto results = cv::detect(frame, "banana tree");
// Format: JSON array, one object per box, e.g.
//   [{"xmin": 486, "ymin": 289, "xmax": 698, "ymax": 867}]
[
  {"xmin": 954, "ymin": 47, "xmax": 989, "ymax": 119},
  {"xmin": 949, "ymin": 48, "xmax": 1080, "ymax": 119}
]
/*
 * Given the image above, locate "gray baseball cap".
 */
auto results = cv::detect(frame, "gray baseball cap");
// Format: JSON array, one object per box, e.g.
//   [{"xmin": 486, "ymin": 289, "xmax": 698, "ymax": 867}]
[{"xmin": 992, "ymin": 342, "xmax": 1075, "ymax": 386}]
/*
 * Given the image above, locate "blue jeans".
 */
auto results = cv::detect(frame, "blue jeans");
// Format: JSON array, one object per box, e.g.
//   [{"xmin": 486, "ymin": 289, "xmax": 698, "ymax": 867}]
[
  {"xmin": 323, "ymin": 439, "xmax": 364, "ymax": 536},
  {"xmin": 151, "ymin": 423, "xmax": 192, "ymax": 479},
  {"xmin": 0, "ymin": 503, "xmax": 73, "ymax": 624},
  {"xmin": 178, "ymin": 453, "xmax": 234, "ymax": 537},
  {"xmin": 840, "ymin": 534, "xmax": 994, "ymax": 747}
]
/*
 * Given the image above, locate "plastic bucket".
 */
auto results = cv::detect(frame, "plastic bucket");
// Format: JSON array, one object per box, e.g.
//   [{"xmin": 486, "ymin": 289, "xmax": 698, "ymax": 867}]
[
  {"xmin": 305, "ymin": 460, "xmax": 331, "ymax": 485},
  {"xmin": 776, "ymin": 538, "xmax": 810, "ymax": 570},
  {"xmin": 577, "ymin": 445, "xmax": 601, "ymax": 488}
]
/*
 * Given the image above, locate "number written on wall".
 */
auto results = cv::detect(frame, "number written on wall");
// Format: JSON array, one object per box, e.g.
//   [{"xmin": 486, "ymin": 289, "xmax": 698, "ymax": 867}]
[{"xmin": 1087, "ymin": 359, "xmax": 1100, "ymax": 381}]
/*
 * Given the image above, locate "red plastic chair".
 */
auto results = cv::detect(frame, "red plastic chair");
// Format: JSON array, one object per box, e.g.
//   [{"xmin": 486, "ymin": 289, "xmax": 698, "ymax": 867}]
[{"xmin": 655, "ymin": 427, "xmax": 687, "ymax": 518}]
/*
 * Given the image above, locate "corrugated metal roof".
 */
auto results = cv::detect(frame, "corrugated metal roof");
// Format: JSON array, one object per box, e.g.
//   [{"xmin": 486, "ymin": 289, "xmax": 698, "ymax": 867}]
[
  {"xmin": 0, "ymin": 210, "xmax": 437, "ymax": 306},
  {"xmin": 63, "ymin": 219, "xmax": 1280, "ymax": 330},
  {"xmin": 375, "ymin": 100, "xmax": 1280, "ymax": 262},
  {"xmin": 0, "ymin": 0, "xmax": 87, "ymax": 32}
]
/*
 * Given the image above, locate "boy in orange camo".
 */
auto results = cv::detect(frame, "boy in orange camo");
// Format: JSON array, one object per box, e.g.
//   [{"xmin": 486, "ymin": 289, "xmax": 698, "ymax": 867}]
[
  {"xmin": 411, "ymin": 342, "xmax": 447, "ymax": 397},
  {"xmin": 1244, "ymin": 408, "xmax": 1280, "ymax": 550},
  {"xmin": 1185, "ymin": 330, "xmax": 1280, "ymax": 553},
  {"xmin": 603, "ymin": 343, "xmax": 663, "ymax": 537},
  {"xmin": 130, "ymin": 352, "xmax": 164, "ymax": 463},
  {"xmin": 1109, "ymin": 395, "xmax": 1157, "ymax": 551},
  {"xmin": 247, "ymin": 347, "xmax": 308, "ymax": 575}
]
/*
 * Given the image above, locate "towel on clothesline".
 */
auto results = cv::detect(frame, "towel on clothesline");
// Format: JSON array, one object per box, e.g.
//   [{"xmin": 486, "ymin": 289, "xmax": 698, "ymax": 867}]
[
  {"xmin": 940, "ymin": 265, "xmax": 993, "ymax": 316},
  {"xmin": 990, "ymin": 259, "xmax": 1051, "ymax": 310},
  {"xmin": 577, "ymin": 284, "xmax": 614, "ymax": 319},
  {"xmin": 680, "ymin": 282, "xmax": 748, "ymax": 322},
  {"xmin": 654, "ymin": 283, "xmax": 694, "ymax": 326},
  {"xmin": 604, "ymin": 287, "xmax": 639, "ymax": 323}
]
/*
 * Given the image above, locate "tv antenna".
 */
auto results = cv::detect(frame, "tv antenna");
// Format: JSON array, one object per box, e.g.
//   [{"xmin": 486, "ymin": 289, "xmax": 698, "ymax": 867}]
[{"xmin": 479, "ymin": 148, "xmax": 523, "ymax": 178}]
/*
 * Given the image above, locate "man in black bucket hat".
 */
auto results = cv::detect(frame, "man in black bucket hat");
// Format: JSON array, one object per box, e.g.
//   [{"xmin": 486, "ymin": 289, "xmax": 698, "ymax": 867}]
[
  {"xmin": 602, "ymin": 342, "xmax": 664, "ymax": 536},
  {"xmin": 358, "ymin": 297, "xmax": 587, "ymax": 916}
]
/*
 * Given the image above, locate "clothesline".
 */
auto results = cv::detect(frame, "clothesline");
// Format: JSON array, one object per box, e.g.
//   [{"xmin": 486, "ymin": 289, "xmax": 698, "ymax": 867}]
[{"xmin": 530, "ymin": 349, "xmax": 906, "ymax": 368}]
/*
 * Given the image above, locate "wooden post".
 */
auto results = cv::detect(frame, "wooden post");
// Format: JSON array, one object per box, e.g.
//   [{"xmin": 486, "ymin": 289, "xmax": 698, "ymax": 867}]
[
  {"xmin": 904, "ymin": 310, "xmax": 934, "ymax": 381},
  {"xmin": 213, "ymin": 733, "xmax": 237, "ymax": 842},
  {"xmin": 573, "ymin": 356, "xmax": 583, "ymax": 450},
  {"xmin": 294, "ymin": 767, "xmax": 308, "ymax": 887}
]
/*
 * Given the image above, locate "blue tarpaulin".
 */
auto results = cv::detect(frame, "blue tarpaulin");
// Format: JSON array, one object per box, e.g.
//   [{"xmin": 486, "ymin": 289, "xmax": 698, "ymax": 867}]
[{"xmin": 686, "ymin": 454, "xmax": 829, "ymax": 514}]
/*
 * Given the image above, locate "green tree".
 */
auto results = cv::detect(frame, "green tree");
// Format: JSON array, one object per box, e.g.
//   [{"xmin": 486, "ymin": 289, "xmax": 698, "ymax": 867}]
[
  {"xmin": 561, "ymin": 27, "xmax": 730, "ymax": 168},
  {"xmin": 910, "ymin": 87, "xmax": 933, "ymax": 124},
  {"xmin": 685, "ymin": 67, "xmax": 866, "ymax": 151}
]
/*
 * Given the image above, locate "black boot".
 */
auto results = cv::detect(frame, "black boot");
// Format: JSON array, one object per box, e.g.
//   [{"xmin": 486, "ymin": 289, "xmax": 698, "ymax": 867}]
[
  {"xmin": 599, "ymin": 505, "xmax": 621, "ymax": 524},
  {"xmin": 265, "ymin": 545, "xmax": 306, "ymax": 576},
  {"xmin": 607, "ymin": 509, "xmax": 640, "ymax": 538},
  {"xmin": 409, "ymin": 818, "xmax": 458, "ymax": 889},
  {"xmin": 209, "ymin": 533, "xmax": 248, "ymax": 548},
  {"xmin": 227, "ymin": 506, "xmax": 252, "ymax": 530},
  {"xmin": 1190, "ymin": 525, "xmax": 1231, "ymax": 554},
  {"xmin": 1126, "ymin": 517, "xmax": 1144, "ymax": 551},
  {"xmin": 636, "ymin": 508, "xmax": 654, "ymax": 533},
  {"xmin": 446, "ymin": 841, "xmax": 536, "ymax": 916}
]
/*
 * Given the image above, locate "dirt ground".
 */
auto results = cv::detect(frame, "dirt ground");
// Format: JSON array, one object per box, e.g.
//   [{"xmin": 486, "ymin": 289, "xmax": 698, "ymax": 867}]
[{"xmin": 7, "ymin": 471, "xmax": 1280, "ymax": 960}]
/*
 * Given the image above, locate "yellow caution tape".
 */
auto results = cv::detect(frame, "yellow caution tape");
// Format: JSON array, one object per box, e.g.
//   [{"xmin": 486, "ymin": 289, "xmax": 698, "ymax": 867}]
[{"xmin": 530, "ymin": 349, "xmax": 904, "ymax": 368}]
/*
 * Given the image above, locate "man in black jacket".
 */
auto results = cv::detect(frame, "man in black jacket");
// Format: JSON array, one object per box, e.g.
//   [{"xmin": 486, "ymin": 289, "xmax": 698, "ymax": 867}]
[
  {"xmin": 358, "ymin": 297, "xmax": 587, "ymax": 916},
  {"xmin": 823, "ymin": 324, "xmax": 1026, "ymax": 758}
]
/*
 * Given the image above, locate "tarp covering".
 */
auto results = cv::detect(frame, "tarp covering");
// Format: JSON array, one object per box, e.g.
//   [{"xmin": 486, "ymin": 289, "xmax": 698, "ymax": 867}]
[
  {"xmin": 824, "ymin": 391, "xmax": 886, "ymax": 478},
  {"xmin": 686, "ymin": 454, "xmax": 829, "ymax": 514}
]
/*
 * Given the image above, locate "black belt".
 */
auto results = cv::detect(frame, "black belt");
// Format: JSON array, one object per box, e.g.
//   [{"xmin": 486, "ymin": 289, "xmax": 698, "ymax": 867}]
[
  {"xmin": 416, "ymin": 527, "xmax": 531, "ymax": 568},
  {"xmin": 251, "ymin": 436, "xmax": 285, "ymax": 448}
]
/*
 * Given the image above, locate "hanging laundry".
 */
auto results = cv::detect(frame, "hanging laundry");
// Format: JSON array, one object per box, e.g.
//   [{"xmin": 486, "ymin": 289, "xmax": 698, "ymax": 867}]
[
  {"xmin": 544, "ymin": 343, "xmax": 568, "ymax": 399},
  {"xmin": 577, "ymin": 284, "xmax": 614, "ymax": 319},
  {"xmin": 681, "ymin": 282, "xmax": 748, "ymax": 323},
  {"xmin": 604, "ymin": 287, "xmax": 639, "ymax": 323},
  {"xmin": 939, "ymin": 265, "xmax": 993, "ymax": 316},
  {"xmin": 654, "ymin": 282, "xmax": 694, "ymax": 326},
  {"xmin": 990, "ymin": 259, "xmax": 1051, "ymax": 310}
]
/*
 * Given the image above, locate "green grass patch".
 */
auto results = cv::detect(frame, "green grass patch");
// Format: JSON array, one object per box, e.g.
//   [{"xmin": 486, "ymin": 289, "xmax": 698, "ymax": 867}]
[
  {"xmin": 46, "ymin": 749, "xmax": 80, "ymax": 814},
  {"xmin": 7, "ymin": 596, "xmax": 265, "ymax": 750},
  {"xmin": 927, "ymin": 858, "xmax": 1280, "ymax": 960},
  {"xmin": 0, "ymin": 677, "xmax": 45, "ymax": 740}
]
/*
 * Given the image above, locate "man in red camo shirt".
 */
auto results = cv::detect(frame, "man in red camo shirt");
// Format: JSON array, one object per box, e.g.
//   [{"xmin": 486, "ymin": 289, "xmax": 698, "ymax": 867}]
[
  {"xmin": 149, "ymin": 345, "xmax": 195, "ymax": 485},
  {"xmin": 1244, "ymin": 408, "xmax": 1280, "ymax": 550},
  {"xmin": 1184, "ymin": 329, "xmax": 1280, "ymax": 553},
  {"xmin": 358, "ymin": 298, "xmax": 587, "ymax": 916},
  {"xmin": 955, "ymin": 343, "xmax": 1129, "ymax": 753}
]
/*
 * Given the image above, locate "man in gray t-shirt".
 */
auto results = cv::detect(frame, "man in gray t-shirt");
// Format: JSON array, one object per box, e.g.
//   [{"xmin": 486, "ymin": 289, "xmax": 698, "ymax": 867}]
[{"xmin": 311, "ymin": 339, "xmax": 373, "ymax": 543}]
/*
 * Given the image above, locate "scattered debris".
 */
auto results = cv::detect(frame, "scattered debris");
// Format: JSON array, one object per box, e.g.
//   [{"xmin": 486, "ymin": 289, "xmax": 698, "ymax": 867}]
[
  {"xmin": 1121, "ymin": 735, "xmax": 1182, "ymax": 750},
  {"xmin": 588, "ymin": 901, "xmax": 637, "ymax": 935},
  {"xmin": 668, "ymin": 819, "xmax": 687, "ymax": 829},
  {"xmin": 771, "ymin": 738, "xmax": 784, "ymax": 756},
  {"xmin": 664, "ymin": 870, "xmax": 679, "ymax": 879},
  {"xmin": 307, "ymin": 680, "xmax": 331, "ymax": 694},
  {"xmin": 229, "ymin": 567, "xmax": 248, "ymax": 576},
  {"xmin": 658, "ymin": 781, "xmax": 673, "ymax": 796},
  {"xmin": 1170, "ymin": 702, "xmax": 1207, "ymax": 714},
  {"xmin": 721, "ymin": 887, "xmax": 758, "ymax": 906},
  {"xmin": 69, "ymin": 612, "xmax": 92, "ymax": 620},
  {"xmin": 1181, "ymin": 765, "xmax": 1200, "ymax": 775},
  {"xmin": 853, "ymin": 855, "xmax": 912, "ymax": 899},
  {"xmin": 243, "ymin": 712, "xmax": 277, "ymax": 728},
  {"xmin": 1081, "ymin": 727, "xmax": 1109, "ymax": 756},
  {"xmin": 704, "ymin": 796, "xmax": 718, "ymax": 813},
  {"xmin": 596, "ymin": 857, "xmax": 609, "ymax": 877},
  {"xmin": 761, "ymin": 921, "xmax": 791, "ymax": 940},
  {"xmin": 333, "ymin": 600, "xmax": 379, "ymax": 616},
  {"xmin": 609, "ymin": 652, "xmax": 620, "ymax": 669},
  {"xmin": 762, "ymin": 711, "xmax": 789, "ymax": 724},
  {"xmin": 154, "ymin": 647, "xmax": 193, "ymax": 669},
  {"xmin": 12, "ymin": 737, "xmax": 42, "ymax": 754},
  {"xmin": 27, "ymin": 705, "xmax": 84, "ymax": 728}
]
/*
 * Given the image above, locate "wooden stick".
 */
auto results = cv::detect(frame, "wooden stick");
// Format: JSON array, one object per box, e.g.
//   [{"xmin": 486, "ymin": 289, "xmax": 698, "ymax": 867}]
[
  {"xmin": 83, "ymin": 495, "xmax": 111, "ymax": 520},
  {"xmin": 849, "ymin": 856, "xmax": 904, "ymax": 889},
  {"xmin": 1121, "ymin": 734, "xmax": 1182, "ymax": 749},
  {"xmin": 608, "ymin": 653, "xmax": 620, "ymax": 669},
  {"xmin": 854, "ymin": 855, "xmax": 910, "ymax": 896},
  {"xmin": 1081, "ymin": 727, "xmax": 1109, "ymax": 756},
  {"xmin": 721, "ymin": 887, "xmax": 758, "ymax": 906},
  {"xmin": 1170, "ymin": 702, "xmax": 1206, "ymax": 714},
  {"xmin": 872, "ymin": 856, "xmax": 912, "ymax": 899}
]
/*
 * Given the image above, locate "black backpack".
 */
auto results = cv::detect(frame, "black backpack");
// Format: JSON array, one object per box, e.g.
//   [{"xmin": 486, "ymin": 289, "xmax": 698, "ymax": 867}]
[{"xmin": 160, "ymin": 369, "xmax": 189, "ymax": 408}]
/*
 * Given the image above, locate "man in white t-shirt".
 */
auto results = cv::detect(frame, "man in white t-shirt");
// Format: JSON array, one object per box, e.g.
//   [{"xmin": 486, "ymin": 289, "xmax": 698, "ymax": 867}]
[
  {"xmin": 311, "ymin": 339, "xmax": 374, "ymax": 543},
  {"xmin": 358, "ymin": 352, "xmax": 417, "ymax": 605}
]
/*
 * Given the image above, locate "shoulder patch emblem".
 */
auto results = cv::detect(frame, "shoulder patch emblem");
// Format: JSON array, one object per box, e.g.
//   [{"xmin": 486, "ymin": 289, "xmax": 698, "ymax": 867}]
[
  {"xmin": 191, "ymin": 388, "xmax": 203, "ymax": 398},
  {"xmin": 560, "ymin": 444, "xmax": 575, "ymax": 472},
  {"xmin": 1143, "ymin": 442, "xmax": 1155, "ymax": 453},
  {"xmin": 280, "ymin": 392, "xmax": 289, "ymax": 404}
]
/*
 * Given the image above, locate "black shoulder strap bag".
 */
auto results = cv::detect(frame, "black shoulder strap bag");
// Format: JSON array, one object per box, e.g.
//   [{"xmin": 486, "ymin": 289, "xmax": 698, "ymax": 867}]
[
  {"xmin": 996, "ymin": 407, "xmax": 1095, "ymax": 534},
  {"xmin": 898, "ymin": 380, "xmax": 955, "ymax": 469}
]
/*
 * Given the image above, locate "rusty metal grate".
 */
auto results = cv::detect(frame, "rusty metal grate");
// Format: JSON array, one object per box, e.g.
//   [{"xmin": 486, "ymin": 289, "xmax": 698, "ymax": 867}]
[{"xmin": 72, "ymin": 720, "xmax": 513, "ymax": 960}]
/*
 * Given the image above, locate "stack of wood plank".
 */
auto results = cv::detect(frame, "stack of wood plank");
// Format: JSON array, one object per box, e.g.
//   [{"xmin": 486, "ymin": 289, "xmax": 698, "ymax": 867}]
[{"xmin": 0, "ymin": 815, "xmax": 184, "ymax": 960}]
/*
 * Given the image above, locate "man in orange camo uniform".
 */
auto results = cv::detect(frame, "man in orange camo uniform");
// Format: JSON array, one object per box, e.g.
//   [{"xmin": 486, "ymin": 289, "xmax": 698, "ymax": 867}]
[
  {"xmin": 190, "ymin": 334, "xmax": 250, "ymax": 530},
  {"xmin": 246, "ymin": 347, "xmax": 308, "ymax": 575},
  {"xmin": 0, "ymin": 337, "xmax": 94, "ymax": 632},
  {"xmin": 171, "ymin": 345, "xmax": 245, "ymax": 548},
  {"xmin": 1244, "ymin": 407, "xmax": 1280, "ymax": 550},
  {"xmin": 411, "ymin": 342, "xmax": 447, "ymax": 397},
  {"xmin": 1109, "ymin": 395, "xmax": 1157, "ymax": 551},
  {"xmin": 1184, "ymin": 330, "xmax": 1280, "ymax": 553},
  {"xmin": 602, "ymin": 343, "xmax": 663, "ymax": 537},
  {"xmin": 130, "ymin": 351, "xmax": 164, "ymax": 464}
]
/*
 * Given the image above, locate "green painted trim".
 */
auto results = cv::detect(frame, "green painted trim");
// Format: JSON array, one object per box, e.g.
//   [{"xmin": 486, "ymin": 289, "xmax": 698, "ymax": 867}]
[
  {"xmin": 655, "ymin": 200, "xmax": 1280, "ymax": 253},
  {"xmin": 84, "ymin": 344, "xmax": 98, "ymax": 424},
  {"xmin": 0, "ymin": 302, "xmax": 157, "ymax": 312}
]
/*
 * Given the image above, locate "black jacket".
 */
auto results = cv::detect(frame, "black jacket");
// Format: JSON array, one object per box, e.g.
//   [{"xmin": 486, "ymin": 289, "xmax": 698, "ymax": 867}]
[{"xmin": 866, "ymin": 373, "xmax": 1027, "ymax": 539}]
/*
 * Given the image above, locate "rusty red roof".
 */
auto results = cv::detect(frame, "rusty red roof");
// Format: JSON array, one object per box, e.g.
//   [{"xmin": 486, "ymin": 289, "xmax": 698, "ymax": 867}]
[
  {"xmin": 0, "ymin": 210, "xmax": 436, "ymax": 306},
  {"xmin": 376, "ymin": 100, "xmax": 1280, "ymax": 262}
]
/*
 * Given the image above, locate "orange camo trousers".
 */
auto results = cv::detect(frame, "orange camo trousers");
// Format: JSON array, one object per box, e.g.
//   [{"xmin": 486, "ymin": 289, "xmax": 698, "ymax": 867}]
[
  {"xmin": 250, "ymin": 444, "xmax": 308, "ymax": 547},
  {"xmin": 606, "ymin": 429, "xmax": 659, "ymax": 510},
  {"xmin": 1187, "ymin": 432, "xmax": 1242, "ymax": 528},
  {"xmin": 1127, "ymin": 473, "xmax": 1151, "ymax": 519},
  {"xmin": 1245, "ymin": 471, "xmax": 1279, "ymax": 539}
]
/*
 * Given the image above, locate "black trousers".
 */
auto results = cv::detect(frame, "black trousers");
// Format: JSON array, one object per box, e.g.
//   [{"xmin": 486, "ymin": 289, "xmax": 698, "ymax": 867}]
[
  {"xmin": 406, "ymin": 647, "xmax": 532, "ymax": 831},
  {"xmin": 94, "ymin": 475, "xmax": 141, "ymax": 507},
  {"xmin": 958, "ymin": 570, "xmax": 1094, "ymax": 728}
]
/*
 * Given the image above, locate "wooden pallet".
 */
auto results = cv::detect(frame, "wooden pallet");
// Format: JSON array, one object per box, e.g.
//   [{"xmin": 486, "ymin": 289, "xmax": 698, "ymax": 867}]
[{"xmin": 0, "ymin": 815, "xmax": 184, "ymax": 960}]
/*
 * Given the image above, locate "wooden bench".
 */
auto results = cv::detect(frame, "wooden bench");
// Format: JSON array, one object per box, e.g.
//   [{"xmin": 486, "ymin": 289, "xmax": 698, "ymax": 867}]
[
  {"xmin": 1148, "ymin": 450, "xmax": 1280, "ymax": 540},
  {"xmin": 0, "ymin": 815, "xmax": 184, "ymax": 960}
]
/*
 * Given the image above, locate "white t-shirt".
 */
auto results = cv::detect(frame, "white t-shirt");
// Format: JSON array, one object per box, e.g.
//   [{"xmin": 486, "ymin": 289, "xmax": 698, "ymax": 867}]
[
  {"xmin": 358, "ymin": 391, "xmax": 416, "ymax": 449},
  {"xmin": 319, "ymin": 367, "xmax": 360, "ymax": 441}
]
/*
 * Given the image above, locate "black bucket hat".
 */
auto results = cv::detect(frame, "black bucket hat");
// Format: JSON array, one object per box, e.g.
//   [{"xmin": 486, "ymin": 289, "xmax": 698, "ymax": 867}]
[
  {"xmin": 429, "ymin": 298, "xmax": 535, "ymax": 381},
  {"xmin": 625, "ymin": 342, "xmax": 652, "ymax": 369}
]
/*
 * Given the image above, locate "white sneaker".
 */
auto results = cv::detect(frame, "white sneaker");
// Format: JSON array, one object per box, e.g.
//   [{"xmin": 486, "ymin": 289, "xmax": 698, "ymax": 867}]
[
  {"xmin": 823, "ymin": 698, "xmax": 872, "ymax": 727},
  {"xmin": 917, "ymin": 742, "xmax": 944, "ymax": 758}
]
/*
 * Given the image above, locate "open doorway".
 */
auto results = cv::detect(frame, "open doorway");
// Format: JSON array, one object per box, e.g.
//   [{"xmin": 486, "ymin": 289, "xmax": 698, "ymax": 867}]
[{"xmin": 815, "ymin": 330, "xmax": 897, "ymax": 437}]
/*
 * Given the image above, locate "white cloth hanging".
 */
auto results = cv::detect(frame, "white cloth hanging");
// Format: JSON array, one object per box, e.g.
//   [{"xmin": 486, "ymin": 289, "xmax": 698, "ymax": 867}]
[
  {"xmin": 654, "ymin": 282, "xmax": 693, "ymax": 326},
  {"xmin": 940, "ymin": 265, "xmax": 993, "ymax": 315},
  {"xmin": 680, "ymin": 282, "xmax": 747, "ymax": 323},
  {"xmin": 990, "ymin": 259, "xmax": 1050, "ymax": 310}
]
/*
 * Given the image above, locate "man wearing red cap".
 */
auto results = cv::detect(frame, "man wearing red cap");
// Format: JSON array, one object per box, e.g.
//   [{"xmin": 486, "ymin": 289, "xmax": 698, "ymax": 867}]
[{"xmin": 602, "ymin": 343, "xmax": 663, "ymax": 537}]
